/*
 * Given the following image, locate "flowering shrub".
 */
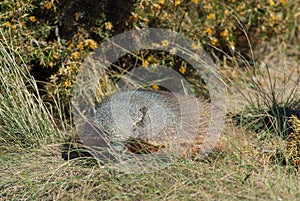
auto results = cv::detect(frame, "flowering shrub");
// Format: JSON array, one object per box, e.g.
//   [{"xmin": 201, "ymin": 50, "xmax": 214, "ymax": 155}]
[
  {"xmin": 0, "ymin": 0, "xmax": 299, "ymax": 103},
  {"xmin": 0, "ymin": 0, "xmax": 112, "ymax": 101},
  {"xmin": 131, "ymin": 0, "xmax": 296, "ymax": 58}
]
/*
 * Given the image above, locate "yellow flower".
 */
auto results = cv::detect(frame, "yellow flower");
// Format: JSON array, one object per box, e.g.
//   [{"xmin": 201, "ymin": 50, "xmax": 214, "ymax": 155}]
[
  {"xmin": 105, "ymin": 22, "xmax": 113, "ymax": 30},
  {"xmin": 175, "ymin": 0, "xmax": 181, "ymax": 6},
  {"xmin": 53, "ymin": 53, "xmax": 60, "ymax": 60},
  {"xmin": 147, "ymin": 56, "xmax": 152, "ymax": 62},
  {"xmin": 142, "ymin": 60, "xmax": 149, "ymax": 67},
  {"xmin": 4, "ymin": 21, "xmax": 11, "ymax": 27},
  {"xmin": 85, "ymin": 39, "xmax": 98, "ymax": 49},
  {"xmin": 152, "ymin": 84, "xmax": 159, "ymax": 90},
  {"xmin": 158, "ymin": 0, "xmax": 165, "ymax": 5},
  {"xmin": 50, "ymin": 74, "xmax": 58, "ymax": 83},
  {"xmin": 69, "ymin": 64, "xmax": 79, "ymax": 71},
  {"xmin": 162, "ymin": 12, "xmax": 170, "ymax": 19},
  {"xmin": 68, "ymin": 42, "xmax": 75, "ymax": 49},
  {"xmin": 269, "ymin": 0, "xmax": 275, "ymax": 6},
  {"xmin": 229, "ymin": 41, "xmax": 235, "ymax": 51},
  {"xmin": 29, "ymin": 16, "xmax": 36, "ymax": 22},
  {"xmin": 191, "ymin": 41, "xmax": 201, "ymax": 49},
  {"xmin": 191, "ymin": 43, "xmax": 197, "ymax": 49},
  {"xmin": 224, "ymin": 10, "xmax": 230, "ymax": 16},
  {"xmin": 132, "ymin": 13, "xmax": 139, "ymax": 19},
  {"xmin": 206, "ymin": 28, "xmax": 213, "ymax": 35},
  {"xmin": 237, "ymin": 4, "xmax": 245, "ymax": 11},
  {"xmin": 58, "ymin": 67, "xmax": 68, "ymax": 75},
  {"xmin": 77, "ymin": 43, "xmax": 84, "ymax": 50},
  {"xmin": 211, "ymin": 38, "xmax": 218, "ymax": 46},
  {"xmin": 66, "ymin": 65, "xmax": 73, "ymax": 73},
  {"xmin": 63, "ymin": 80, "xmax": 72, "ymax": 88},
  {"xmin": 48, "ymin": 61, "xmax": 54, "ymax": 68},
  {"xmin": 221, "ymin": 30, "xmax": 229, "ymax": 38},
  {"xmin": 204, "ymin": 4, "xmax": 212, "ymax": 11},
  {"xmin": 207, "ymin": 13, "xmax": 216, "ymax": 20},
  {"xmin": 156, "ymin": 4, "xmax": 162, "ymax": 10},
  {"xmin": 281, "ymin": 0, "xmax": 286, "ymax": 4},
  {"xmin": 76, "ymin": 32, "xmax": 82, "ymax": 38},
  {"xmin": 45, "ymin": 2, "xmax": 52, "ymax": 10},
  {"xmin": 179, "ymin": 66, "xmax": 186, "ymax": 74},
  {"xmin": 192, "ymin": 0, "xmax": 199, "ymax": 4},
  {"xmin": 71, "ymin": 51, "xmax": 81, "ymax": 59},
  {"xmin": 270, "ymin": 14, "xmax": 278, "ymax": 21},
  {"xmin": 142, "ymin": 17, "xmax": 149, "ymax": 24},
  {"xmin": 161, "ymin": 40, "xmax": 168, "ymax": 47}
]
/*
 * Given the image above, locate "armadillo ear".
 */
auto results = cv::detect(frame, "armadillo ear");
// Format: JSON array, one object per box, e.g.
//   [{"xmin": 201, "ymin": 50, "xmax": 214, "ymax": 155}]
[{"xmin": 88, "ymin": 107, "xmax": 97, "ymax": 118}]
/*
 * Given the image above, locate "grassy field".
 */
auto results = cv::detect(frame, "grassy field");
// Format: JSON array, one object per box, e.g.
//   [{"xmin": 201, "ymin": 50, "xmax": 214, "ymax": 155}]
[
  {"xmin": 1, "ymin": 1, "xmax": 300, "ymax": 200},
  {"xmin": 1, "ymin": 39, "xmax": 299, "ymax": 200},
  {"xmin": 1, "ymin": 123, "xmax": 300, "ymax": 200}
]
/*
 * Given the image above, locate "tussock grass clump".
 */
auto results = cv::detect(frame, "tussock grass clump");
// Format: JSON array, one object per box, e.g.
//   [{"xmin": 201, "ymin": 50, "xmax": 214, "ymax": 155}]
[
  {"xmin": 231, "ymin": 57, "xmax": 300, "ymax": 170},
  {"xmin": 234, "ymin": 64, "xmax": 300, "ymax": 138},
  {"xmin": 0, "ymin": 34, "xmax": 65, "ymax": 147}
]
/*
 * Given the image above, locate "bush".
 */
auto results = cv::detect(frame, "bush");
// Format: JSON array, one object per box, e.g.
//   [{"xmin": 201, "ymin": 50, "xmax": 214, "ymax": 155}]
[
  {"xmin": 131, "ymin": 0, "xmax": 297, "ymax": 59},
  {"xmin": 0, "ymin": 0, "xmax": 299, "ymax": 115},
  {"xmin": 0, "ymin": 0, "xmax": 113, "ymax": 102}
]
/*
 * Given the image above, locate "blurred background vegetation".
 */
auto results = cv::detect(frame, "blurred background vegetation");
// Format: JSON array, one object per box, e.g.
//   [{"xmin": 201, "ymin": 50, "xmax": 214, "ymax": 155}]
[{"xmin": 1, "ymin": 0, "xmax": 298, "ymax": 102}]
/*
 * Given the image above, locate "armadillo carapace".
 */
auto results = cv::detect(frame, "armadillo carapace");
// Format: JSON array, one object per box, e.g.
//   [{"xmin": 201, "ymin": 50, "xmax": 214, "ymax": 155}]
[{"xmin": 92, "ymin": 89, "xmax": 210, "ymax": 156}]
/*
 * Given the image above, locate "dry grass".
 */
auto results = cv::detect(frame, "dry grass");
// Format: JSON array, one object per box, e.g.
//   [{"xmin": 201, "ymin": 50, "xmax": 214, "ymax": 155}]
[
  {"xmin": 1, "ymin": 122, "xmax": 300, "ymax": 200},
  {"xmin": 0, "ymin": 32, "xmax": 65, "ymax": 147}
]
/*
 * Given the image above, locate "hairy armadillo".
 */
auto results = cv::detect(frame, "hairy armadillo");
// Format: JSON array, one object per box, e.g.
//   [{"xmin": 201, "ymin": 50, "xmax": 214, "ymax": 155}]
[{"xmin": 82, "ymin": 89, "xmax": 209, "ymax": 156}]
